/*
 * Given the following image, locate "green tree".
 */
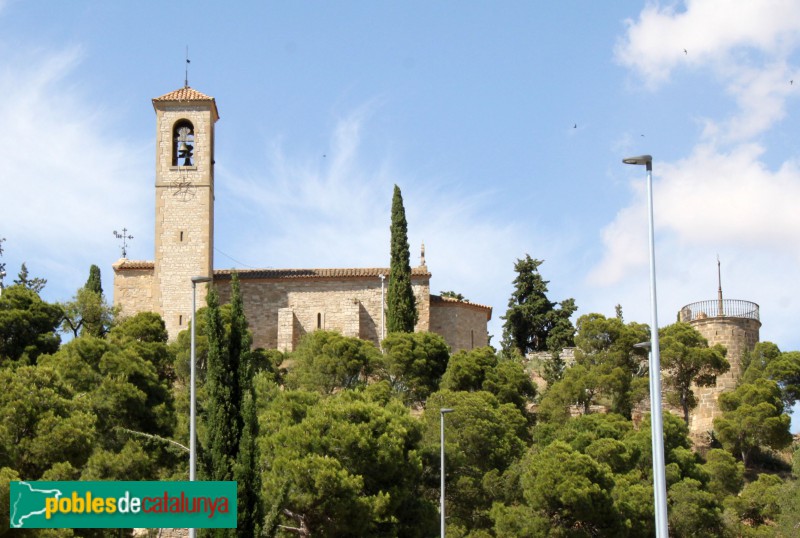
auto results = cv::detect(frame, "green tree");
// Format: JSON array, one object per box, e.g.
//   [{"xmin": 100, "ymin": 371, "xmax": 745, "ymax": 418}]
[
  {"xmin": 387, "ymin": 184, "xmax": 418, "ymax": 333},
  {"xmin": 201, "ymin": 275, "xmax": 262, "ymax": 535},
  {"xmin": 776, "ymin": 445, "xmax": 800, "ymax": 536},
  {"xmin": 287, "ymin": 330, "xmax": 381, "ymax": 394},
  {"xmin": 60, "ymin": 265, "xmax": 116, "ymax": 338},
  {"xmin": 0, "ymin": 236, "xmax": 5, "ymax": 288},
  {"xmin": 536, "ymin": 363, "xmax": 601, "ymax": 422},
  {"xmin": 40, "ymin": 328, "xmax": 175, "ymax": 441},
  {"xmin": 0, "ymin": 365, "xmax": 96, "ymax": 478},
  {"xmin": 667, "ymin": 478, "xmax": 724, "ymax": 538},
  {"xmin": 421, "ymin": 390, "xmax": 529, "ymax": 533},
  {"xmin": 572, "ymin": 312, "xmax": 650, "ymax": 419},
  {"xmin": 700, "ymin": 448, "xmax": 744, "ymax": 502},
  {"xmin": 85, "ymin": 264, "xmax": 102, "ymax": 295},
  {"xmin": 379, "ymin": 331, "xmax": 450, "ymax": 404},
  {"xmin": 714, "ymin": 379, "xmax": 793, "ymax": 467},
  {"xmin": 203, "ymin": 283, "xmax": 239, "ymax": 483},
  {"xmin": 0, "ymin": 285, "xmax": 62, "ymax": 364},
  {"xmin": 440, "ymin": 346, "xmax": 536, "ymax": 412},
  {"xmin": 659, "ymin": 322, "xmax": 729, "ymax": 424},
  {"xmin": 501, "ymin": 256, "xmax": 576, "ymax": 357},
  {"xmin": 261, "ymin": 390, "xmax": 435, "ymax": 537},
  {"xmin": 496, "ymin": 440, "xmax": 623, "ymax": 537},
  {"xmin": 13, "ymin": 262, "xmax": 47, "ymax": 293},
  {"xmin": 742, "ymin": 341, "xmax": 800, "ymax": 410},
  {"xmin": 440, "ymin": 290, "xmax": 466, "ymax": 301},
  {"xmin": 229, "ymin": 273, "xmax": 262, "ymax": 537},
  {"xmin": 724, "ymin": 473, "xmax": 784, "ymax": 533}
]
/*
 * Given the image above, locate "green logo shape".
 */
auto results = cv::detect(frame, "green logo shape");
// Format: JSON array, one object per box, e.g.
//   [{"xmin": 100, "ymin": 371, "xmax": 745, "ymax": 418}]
[{"xmin": 9, "ymin": 481, "xmax": 236, "ymax": 529}]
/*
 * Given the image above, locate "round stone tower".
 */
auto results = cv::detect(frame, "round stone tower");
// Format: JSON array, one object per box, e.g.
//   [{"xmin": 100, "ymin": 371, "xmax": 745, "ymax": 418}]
[{"xmin": 679, "ymin": 297, "xmax": 760, "ymax": 438}]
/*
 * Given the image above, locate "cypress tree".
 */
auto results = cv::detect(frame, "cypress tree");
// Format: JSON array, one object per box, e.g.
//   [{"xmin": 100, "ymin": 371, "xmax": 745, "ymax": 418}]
[
  {"xmin": 203, "ymin": 284, "xmax": 239, "ymax": 485},
  {"xmin": 83, "ymin": 264, "xmax": 106, "ymax": 337},
  {"xmin": 387, "ymin": 185, "xmax": 417, "ymax": 333},
  {"xmin": 230, "ymin": 273, "xmax": 263, "ymax": 536},
  {"xmin": 85, "ymin": 264, "xmax": 103, "ymax": 295},
  {"xmin": 203, "ymin": 274, "xmax": 262, "ymax": 536}
]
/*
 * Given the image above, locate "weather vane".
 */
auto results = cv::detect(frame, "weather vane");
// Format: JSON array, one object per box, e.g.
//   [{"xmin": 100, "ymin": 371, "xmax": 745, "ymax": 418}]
[
  {"xmin": 114, "ymin": 228, "xmax": 134, "ymax": 258},
  {"xmin": 185, "ymin": 46, "xmax": 190, "ymax": 88}
]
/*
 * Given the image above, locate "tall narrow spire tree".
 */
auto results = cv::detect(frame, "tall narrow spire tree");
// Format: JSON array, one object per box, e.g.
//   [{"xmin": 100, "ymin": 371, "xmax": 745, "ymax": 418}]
[
  {"xmin": 387, "ymin": 185, "xmax": 417, "ymax": 333},
  {"xmin": 203, "ymin": 273, "xmax": 263, "ymax": 536}
]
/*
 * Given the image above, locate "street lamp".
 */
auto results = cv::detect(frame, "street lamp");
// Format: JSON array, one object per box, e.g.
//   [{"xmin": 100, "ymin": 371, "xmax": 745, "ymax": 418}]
[
  {"xmin": 623, "ymin": 155, "xmax": 668, "ymax": 537},
  {"xmin": 379, "ymin": 273, "xmax": 386, "ymax": 346},
  {"xmin": 440, "ymin": 408, "xmax": 454, "ymax": 538},
  {"xmin": 189, "ymin": 275, "xmax": 212, "ymax": 538}
]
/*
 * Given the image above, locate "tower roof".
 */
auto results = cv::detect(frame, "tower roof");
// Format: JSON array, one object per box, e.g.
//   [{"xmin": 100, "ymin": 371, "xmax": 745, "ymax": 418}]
[{"xmin": 152, "ymin": 86, "xmax": 219, "ymax": 121}]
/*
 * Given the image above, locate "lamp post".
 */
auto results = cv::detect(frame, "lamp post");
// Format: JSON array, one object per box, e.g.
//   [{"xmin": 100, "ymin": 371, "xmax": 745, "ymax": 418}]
[
  {"xmin": 623, "ymin": 155, "xmax": 668, "ymax": 537},
  {"xmin": 189, "ymin": 275, "xmax": 212, "ymax": 538},
  {"xmin": 379, "ymin": 273, "xmax": 386, "ymax": 345},
  {"xmin": 440, "ymin": 408, "xmax": 454, "ymax": 538}
]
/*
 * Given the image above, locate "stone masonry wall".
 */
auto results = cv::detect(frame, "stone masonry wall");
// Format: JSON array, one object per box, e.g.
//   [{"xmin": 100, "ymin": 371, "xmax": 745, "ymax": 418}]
[
  {"xmin": 112, "ymin": 262, "xmax": 155, "ymax": 318},
  {"xmin": 430, "ymin": 301, "xmax": 490, "ymax": 352},
  {"xmin": 215, "ymin": 275, "xmax": 434, "ymax": 352},
  {"xmin": 687, "ymin": 317, "xmax": 761, "ymax": 437}
]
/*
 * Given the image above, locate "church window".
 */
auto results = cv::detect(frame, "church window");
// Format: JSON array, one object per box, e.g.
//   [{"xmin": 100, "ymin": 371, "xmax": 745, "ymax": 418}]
[
  {"xmin": 172, "ymin": 119, "xmax": 195, "ymax": 166},
  {"xmin": 179, "ymin": 315, "xmax": 183, "ymax": 326},
  {"xmin": 180, "ymin": 231, "xmax": 184, "ymax": 242},
  {"xmin": 317, "ymin": 313, "xmax": 322, "ymax": 329}
]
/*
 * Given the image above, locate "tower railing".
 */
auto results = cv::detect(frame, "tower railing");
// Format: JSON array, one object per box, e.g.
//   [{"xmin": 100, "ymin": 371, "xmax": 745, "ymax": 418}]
[{"xmin": 679, "ymin": 299, "xmax": 759, "ymax": 323}]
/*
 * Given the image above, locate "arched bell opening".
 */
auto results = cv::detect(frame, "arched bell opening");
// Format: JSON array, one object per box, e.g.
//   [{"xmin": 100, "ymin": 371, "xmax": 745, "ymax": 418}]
[{"xmin": 172, "ymin": 119, "xmax": 195, "ymax": 166}]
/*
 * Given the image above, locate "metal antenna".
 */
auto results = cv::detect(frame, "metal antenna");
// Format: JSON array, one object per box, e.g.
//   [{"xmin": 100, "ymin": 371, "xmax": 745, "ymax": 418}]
[
  {"xmin": 114, "ymin": 228, "xmax": 134, "ymax": 258},
  {"xmin": 717, "ymin": 255, "xmax": 724, "ymax": 316},
  {"xmin": 185, "ymin": 46, "xmax": 190, "ymax": 88}
]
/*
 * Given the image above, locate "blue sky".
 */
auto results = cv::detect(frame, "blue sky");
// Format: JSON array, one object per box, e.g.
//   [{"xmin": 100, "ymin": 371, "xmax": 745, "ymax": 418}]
[{"xmin": 1, "ymin": 1, "xmax": 799, "ymax": 430}]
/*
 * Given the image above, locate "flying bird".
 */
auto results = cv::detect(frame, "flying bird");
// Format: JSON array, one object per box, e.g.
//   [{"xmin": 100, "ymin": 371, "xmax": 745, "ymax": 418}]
[
  {"xmin": 683, "ymin": 48, "xmax": 687, "ymax": 55},
  {"xmin": 573, "ymin": 123, "xmax": 577, "ymax": 129}
]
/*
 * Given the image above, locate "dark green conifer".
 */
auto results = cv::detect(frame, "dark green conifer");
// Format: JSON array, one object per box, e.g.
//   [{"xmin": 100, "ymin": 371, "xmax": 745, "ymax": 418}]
[
  {"xmin": 203, "ymin": 274, "xmax": 262, "ymax": 536},
  {"xmin": 85, "ymin": 264, "xmax": 103, "ymax": 295},
  {"xmin": 203, "ymin": 284, "xmax": 238, "ymax": 484},
  {"xmin": 387, "ymin": 185, "xmax": 417, "ymax": 333}
]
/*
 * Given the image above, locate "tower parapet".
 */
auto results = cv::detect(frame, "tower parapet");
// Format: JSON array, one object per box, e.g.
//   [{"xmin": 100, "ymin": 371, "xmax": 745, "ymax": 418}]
[{"xmin": 680, "ymin": 298, "xmax": 761, "ymax": 439}]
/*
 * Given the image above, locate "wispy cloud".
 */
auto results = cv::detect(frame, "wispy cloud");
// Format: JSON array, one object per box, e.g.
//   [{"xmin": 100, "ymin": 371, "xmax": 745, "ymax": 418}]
[
  {"xmin": 0, "ymin": 47, "xmax": 150, "ymax": 297},
  {"xmin": 214, "ymin": 106, "xmax": 531, "ymax": 337},
  {"xmin": 596, "ymin": 0, "xmax": 800, "ymax": 353}
]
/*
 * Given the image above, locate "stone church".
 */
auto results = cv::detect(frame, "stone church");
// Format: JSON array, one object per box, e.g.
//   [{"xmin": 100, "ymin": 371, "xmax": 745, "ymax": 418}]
[{"xmin": 112, "ymin": 85, "xmax": 491, "ymax": 353}]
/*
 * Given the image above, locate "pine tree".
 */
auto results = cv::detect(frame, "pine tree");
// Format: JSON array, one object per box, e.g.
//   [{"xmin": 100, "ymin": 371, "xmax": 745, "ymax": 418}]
[
  {"xmin": 14, "ymin": 263, "xmax": 47, "ymax": 293},
  {"xmin": 501, "ymin": 255, "xmax": 577, "ymax": 356},
  {"xmin": 387, "ymin": 185, "xmax": 417, "ymax": 333}
]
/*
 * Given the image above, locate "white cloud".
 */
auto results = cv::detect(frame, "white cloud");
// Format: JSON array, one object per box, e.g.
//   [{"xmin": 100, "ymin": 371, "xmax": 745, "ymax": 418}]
[
  {"xmin": 0, "ymin": 47, "xmax": 150, "ymax": 299},
  {"xmin": 598, "ymin": 0, "xmax": 800, "ymax": 356},
  {"xmin": 615, "ymin": 0, "xmax": 800, "ymax": 89}
]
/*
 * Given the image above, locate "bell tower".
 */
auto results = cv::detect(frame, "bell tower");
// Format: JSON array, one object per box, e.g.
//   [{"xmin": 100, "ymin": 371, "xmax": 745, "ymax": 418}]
[{"xmin": 152, "ymin": 86, "xmax": 219, "ymax": 338}]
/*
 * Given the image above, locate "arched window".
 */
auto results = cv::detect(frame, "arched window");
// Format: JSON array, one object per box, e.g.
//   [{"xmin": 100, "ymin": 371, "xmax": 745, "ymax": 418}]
[{"xmin": 172, "ymin": 119, "xmax": 195, "ymax": 166}]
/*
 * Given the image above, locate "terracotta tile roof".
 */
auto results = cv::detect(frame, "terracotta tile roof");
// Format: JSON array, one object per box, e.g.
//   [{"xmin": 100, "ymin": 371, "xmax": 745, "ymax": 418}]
[
  {"xmin": 113, "ymin": 259, "xmax": 155, "ymax": 271},
  {"xmin": 213, "ymin": 267, "xmax": 431, "ymax": 280},
  {"xmin": 152, "ymin": 86, "xmax": 219, "ymax": 121},
  {"xmin": 430, "ymin": 293, "xmax": 493, "ymax": 318},
  {"xmin": 153, "ymin": 86, "xmax": 215, "ymax": 102}
]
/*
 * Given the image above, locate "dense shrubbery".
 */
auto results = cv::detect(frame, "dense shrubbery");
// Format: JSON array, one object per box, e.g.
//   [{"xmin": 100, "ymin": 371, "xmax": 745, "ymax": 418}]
[{"xmin": 1, "ymin": 262, "xmax": 798, "ymax": 537}]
